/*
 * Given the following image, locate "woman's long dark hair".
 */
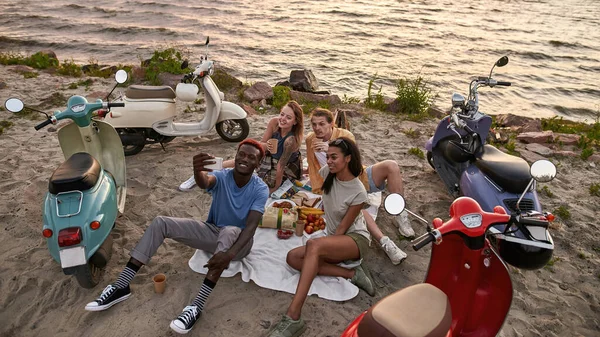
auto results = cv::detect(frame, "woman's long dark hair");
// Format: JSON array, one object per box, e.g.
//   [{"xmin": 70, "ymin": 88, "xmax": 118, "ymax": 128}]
[{"xmin": 322, "ymin": 137, "xmax": 363, "ymax": 194}]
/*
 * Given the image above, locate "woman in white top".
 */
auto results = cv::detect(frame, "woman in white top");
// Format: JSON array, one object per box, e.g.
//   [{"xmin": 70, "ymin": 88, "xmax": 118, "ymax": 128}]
[{"xmin": 267, "ymin": 137, "xmax": 375, "ymax": 337}]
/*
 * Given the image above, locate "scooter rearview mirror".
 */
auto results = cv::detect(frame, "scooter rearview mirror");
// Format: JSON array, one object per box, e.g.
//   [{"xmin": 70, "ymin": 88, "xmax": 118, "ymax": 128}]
[
  {"xmin": 4, "ymin": 98, "xmax": 24, "ymax": 113},
  {"xmin": 181, "ymin": 60, "xmax": 189, "ymax": 70},
  {"xmin": 496, "ymin": 56, "xmax": 509, "ymax": 67},
  {"xmin": 489, "ymin": 55, "xmax": 509, "ymax": 79},
  {"xmin": 384, "ymin": 193, "xmax": 405, "ymax": 216},
  {"xmin": 205, "ymin": 36, "xmax": 210, "ymax": 45},
  {"xmin": 115, "ymin": 70, "xmax": 128, "ymax": 84},
  {"xmin": 530, "ymin": 159, "xmax": 556, "ymax": 183},
  {"xmin": 384, "ymin": 194, "xmax": 432, "ymax": 231}
]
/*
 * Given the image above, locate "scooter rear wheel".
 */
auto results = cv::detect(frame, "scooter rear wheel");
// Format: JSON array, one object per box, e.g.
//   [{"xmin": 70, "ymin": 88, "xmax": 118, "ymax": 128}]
[
  {"xmin": 74, "ymin": 261, "xmax": 103, "ymax": 289},
  {"xmin": 75, "ymin": 233, "xmax": 114, "ymax": 288},
  {"xmin": 117, "ymin": 128, "xmax": 146, "ymax": 156},
  {"xmin": 216, "ymin": 119, "xmax": 249, "ymax": 142}
]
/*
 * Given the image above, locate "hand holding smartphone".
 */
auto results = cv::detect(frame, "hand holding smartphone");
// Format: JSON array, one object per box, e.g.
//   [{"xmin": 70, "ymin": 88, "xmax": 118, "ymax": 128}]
[{"xmin": 204, "ymin": 157, "xmax": 223, "ymax": 171}]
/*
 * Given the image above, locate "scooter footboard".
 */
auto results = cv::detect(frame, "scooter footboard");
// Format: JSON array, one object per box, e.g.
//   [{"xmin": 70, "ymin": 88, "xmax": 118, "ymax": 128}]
[{"xmin": 460, "ymin": 165, "xmax": 541, "ymax": 214}]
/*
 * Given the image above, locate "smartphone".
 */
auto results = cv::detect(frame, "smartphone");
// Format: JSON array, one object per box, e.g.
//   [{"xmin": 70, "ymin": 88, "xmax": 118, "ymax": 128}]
[{"xmin": 205, "ymin": 157, "xmax": 223, "ymax": 171}]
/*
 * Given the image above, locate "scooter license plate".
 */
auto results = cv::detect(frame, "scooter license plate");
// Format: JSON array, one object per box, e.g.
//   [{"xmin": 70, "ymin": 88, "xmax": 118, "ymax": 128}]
[{"xmin": 59, "ymin": 246, "xmax": 87, "ymax": 268}]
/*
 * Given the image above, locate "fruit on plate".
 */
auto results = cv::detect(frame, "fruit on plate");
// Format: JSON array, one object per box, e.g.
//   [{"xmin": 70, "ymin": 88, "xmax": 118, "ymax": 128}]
[
  {"xmin": 304, "ymin": 213, "xmax": 325, "ymax": 234},
  {"xmin": 277, "ymin": 229, "xmax": 294, "ymax": 239}
]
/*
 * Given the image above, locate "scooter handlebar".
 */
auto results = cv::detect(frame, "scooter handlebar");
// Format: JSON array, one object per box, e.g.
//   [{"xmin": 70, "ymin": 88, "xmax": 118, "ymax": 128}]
[
  {"xmin": 34, "ymin": 119, "xmax": 52, "ymax": 131},
  {"xmin": 108, "ymin": 102, "xmax": 125, "ymax": 108},
  {"xmin": 514, "ymin": 215, "xmax": 549, "ymax": 228},
  {"xmin": 412, "ymin": 232, "xmax": 435, "ymax": 251},
  {"xmin": 497, "ymin": 81, "xmax": 511, "ymax": 86}
]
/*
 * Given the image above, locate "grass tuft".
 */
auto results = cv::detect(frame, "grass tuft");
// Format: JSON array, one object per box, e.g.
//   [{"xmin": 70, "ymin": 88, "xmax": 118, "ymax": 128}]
[
  {"xmin": 554, "ymin": 205, "xmax": 570, "ymax": 220},
  {"xmin": 143, "ymin": 47, "xmax": 190, "ymax": 85},
  {"xmin": 408, "ymin": 147, "xmax": 425, "ymax": 159},
  {"xmin": 0, "ymin": 120, "xmax": 14, "ymax": 135},
  {"xmin": 394, "ymin": 75, "xmax": 435, "ymax": 116},
  {"xmin": 364, "ymin": 74, "xmax": 386, "ymax": 111},
  {"xmin": 590, "ymin": 183, "xmax": 600, "ymax": 197},
  {"xmin": 272, "ymin": 86, "xmax": 291, "ymax": 109}
]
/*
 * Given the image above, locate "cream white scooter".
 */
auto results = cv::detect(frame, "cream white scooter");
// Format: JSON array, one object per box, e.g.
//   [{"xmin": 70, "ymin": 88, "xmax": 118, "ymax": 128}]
[{"xmin": 104, "ymin": 37, "xmax": 249, "ymax": 156}]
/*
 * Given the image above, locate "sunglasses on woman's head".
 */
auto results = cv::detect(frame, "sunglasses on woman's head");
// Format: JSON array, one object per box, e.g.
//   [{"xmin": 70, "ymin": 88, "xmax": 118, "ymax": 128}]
[{"xmin": 331, "ymin": 138, "xmax": 348, "ymax": 150}]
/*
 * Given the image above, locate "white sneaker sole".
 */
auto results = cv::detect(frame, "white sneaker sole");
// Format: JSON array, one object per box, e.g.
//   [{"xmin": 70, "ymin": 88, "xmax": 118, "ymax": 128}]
[
  {"xmin": 389, "ymin": 255, "xmax": 407, "ymax": 265},
  {"xmin": 85, "ymin": 293, "xmax": 131, "ymax": 311},
  {"xmin": 170, "ymin": 321, "xmax": 191, "ymax": 334},
  {"xmin": 178, "ymin": 176, "xmax": 197, "ymax": 192}
]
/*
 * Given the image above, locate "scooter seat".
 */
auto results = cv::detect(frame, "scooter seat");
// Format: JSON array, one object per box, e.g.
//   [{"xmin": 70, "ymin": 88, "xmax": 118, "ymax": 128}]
[
  {"xmin": 357, "ymin": 283, "xmax": 451, "ymax": 337},
  {"xmin": 49, "ymin": 152, "xmax": 101, "ymax": 194},
  {"xmin": 126, "ymin": 85, "xmax": 176, "ymax": 99},
  {"xmin": 475, "ymin": 145, "xmax": 531, "ymax": 194}
]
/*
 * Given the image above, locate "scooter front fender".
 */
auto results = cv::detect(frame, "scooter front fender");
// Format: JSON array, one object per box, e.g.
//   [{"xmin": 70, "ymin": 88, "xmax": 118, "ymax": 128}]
[
  {"xmin": 425, "ymin": 235, "xmax": 512, "ymax": 336},
  {"xmin": 217, "ymin": 101, "xmax": 247, "ymax": 123},
  {"xmin": 43, "ymin": 170, "xmax": 117, "ymax": 265},
  {"xmin": 425, "ymin": 136, "xmax": 434, "ymax": 151},
  {"xmin": 430, "ymin": 115, "xmax": 492, "ymax": 149}
]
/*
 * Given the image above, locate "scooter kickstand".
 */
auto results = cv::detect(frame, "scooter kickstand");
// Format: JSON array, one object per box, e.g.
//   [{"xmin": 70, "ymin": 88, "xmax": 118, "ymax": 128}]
[{"xmin": 160, "ymin": 142, "xmax": 167, "ymax": 152}]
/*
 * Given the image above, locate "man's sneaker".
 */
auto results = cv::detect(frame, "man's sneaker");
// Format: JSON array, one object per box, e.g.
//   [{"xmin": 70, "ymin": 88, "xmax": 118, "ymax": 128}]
[
  {"xmin": 170, "ymin": 305, "xmax": 201, "ymax": 334},
  {"xmin": 178, "ymin": 175, "xmax": 197, "ymax": 192},
  {"xmin": 268, "ymin": 315, "xmax": 306, "ymax": 337},
  {"xmin": 393, "ymin": 211, "xmax": 415, "ymax": 239},
  {"xmin": 380, "ymin": 236, "xmax": 407, "ymax": 265},
  {"xmin": 350, "ymin": 265, "xmax": 375, "ymax": 296},
  {"xmin": 84, "ymin": 284, "xmax": 131, "ymax": 311}
]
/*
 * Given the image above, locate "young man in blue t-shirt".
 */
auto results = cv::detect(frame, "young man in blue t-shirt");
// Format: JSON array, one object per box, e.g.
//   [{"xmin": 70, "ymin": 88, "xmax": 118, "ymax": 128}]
[{"xmin": 84, "ymin": 139, "xmax": 269, "ymax": 334}]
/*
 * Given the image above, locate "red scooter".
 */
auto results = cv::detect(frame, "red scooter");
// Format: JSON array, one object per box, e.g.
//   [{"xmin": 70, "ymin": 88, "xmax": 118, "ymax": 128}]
[{"xmin": 340, "ymin": 161, "xmax": 557, "ymax": 337}]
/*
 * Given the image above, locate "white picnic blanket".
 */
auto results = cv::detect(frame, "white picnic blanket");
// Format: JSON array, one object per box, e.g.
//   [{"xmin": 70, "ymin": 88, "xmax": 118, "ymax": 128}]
[{"xmin": 188, "ymin": 192, "xmax": 381, "ymax": 302}]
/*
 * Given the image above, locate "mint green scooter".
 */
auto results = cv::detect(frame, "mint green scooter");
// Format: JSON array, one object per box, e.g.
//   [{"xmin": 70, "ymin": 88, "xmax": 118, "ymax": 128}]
[{"xmin": 4, "ymin": 70, "xmax": 128, "ymax": 288}]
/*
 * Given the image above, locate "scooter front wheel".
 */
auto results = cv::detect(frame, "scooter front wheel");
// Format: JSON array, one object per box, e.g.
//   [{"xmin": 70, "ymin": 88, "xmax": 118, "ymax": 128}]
[
  {"xmin": 216, "ymin": 119, "xmax": 249, "ymax": 142},
  {"xmin": 427, "ymin": 150, "xmax": 435, "ymax": 171}
]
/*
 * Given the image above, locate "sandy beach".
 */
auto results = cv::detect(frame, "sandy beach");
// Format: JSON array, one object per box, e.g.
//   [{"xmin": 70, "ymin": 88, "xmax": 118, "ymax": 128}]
[{"xmin": 0, "ymin": 65, "xmax": 599, "ymax": 337}]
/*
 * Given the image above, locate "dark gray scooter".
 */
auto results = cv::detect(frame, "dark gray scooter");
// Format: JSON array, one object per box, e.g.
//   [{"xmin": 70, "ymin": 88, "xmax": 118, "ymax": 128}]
[{"xmin": 425, "ymin": 56, "xmax": 556, "ymax": 264}]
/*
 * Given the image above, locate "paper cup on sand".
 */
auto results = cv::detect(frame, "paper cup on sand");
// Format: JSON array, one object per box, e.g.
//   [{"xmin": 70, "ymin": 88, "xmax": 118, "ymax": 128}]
[{"xmin": 153, "ymin": 273, "xmax": 166, "ymax": 294}]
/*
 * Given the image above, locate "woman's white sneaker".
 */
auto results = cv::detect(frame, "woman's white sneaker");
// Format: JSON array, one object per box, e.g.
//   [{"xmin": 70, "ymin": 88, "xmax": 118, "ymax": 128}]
[
  {"xmin": 393, "ymin": 211, "xmax": 415, "ymax": 238},
  {"xmin": 380, "ymin": 236, "xmax": 407, "ymax": 265}
]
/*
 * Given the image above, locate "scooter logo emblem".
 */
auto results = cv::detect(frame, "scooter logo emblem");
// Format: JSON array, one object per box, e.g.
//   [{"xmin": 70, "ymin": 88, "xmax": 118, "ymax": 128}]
[{"xmin": 460, "ymin": 213, "xmax": 482, "ymax": 228}]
